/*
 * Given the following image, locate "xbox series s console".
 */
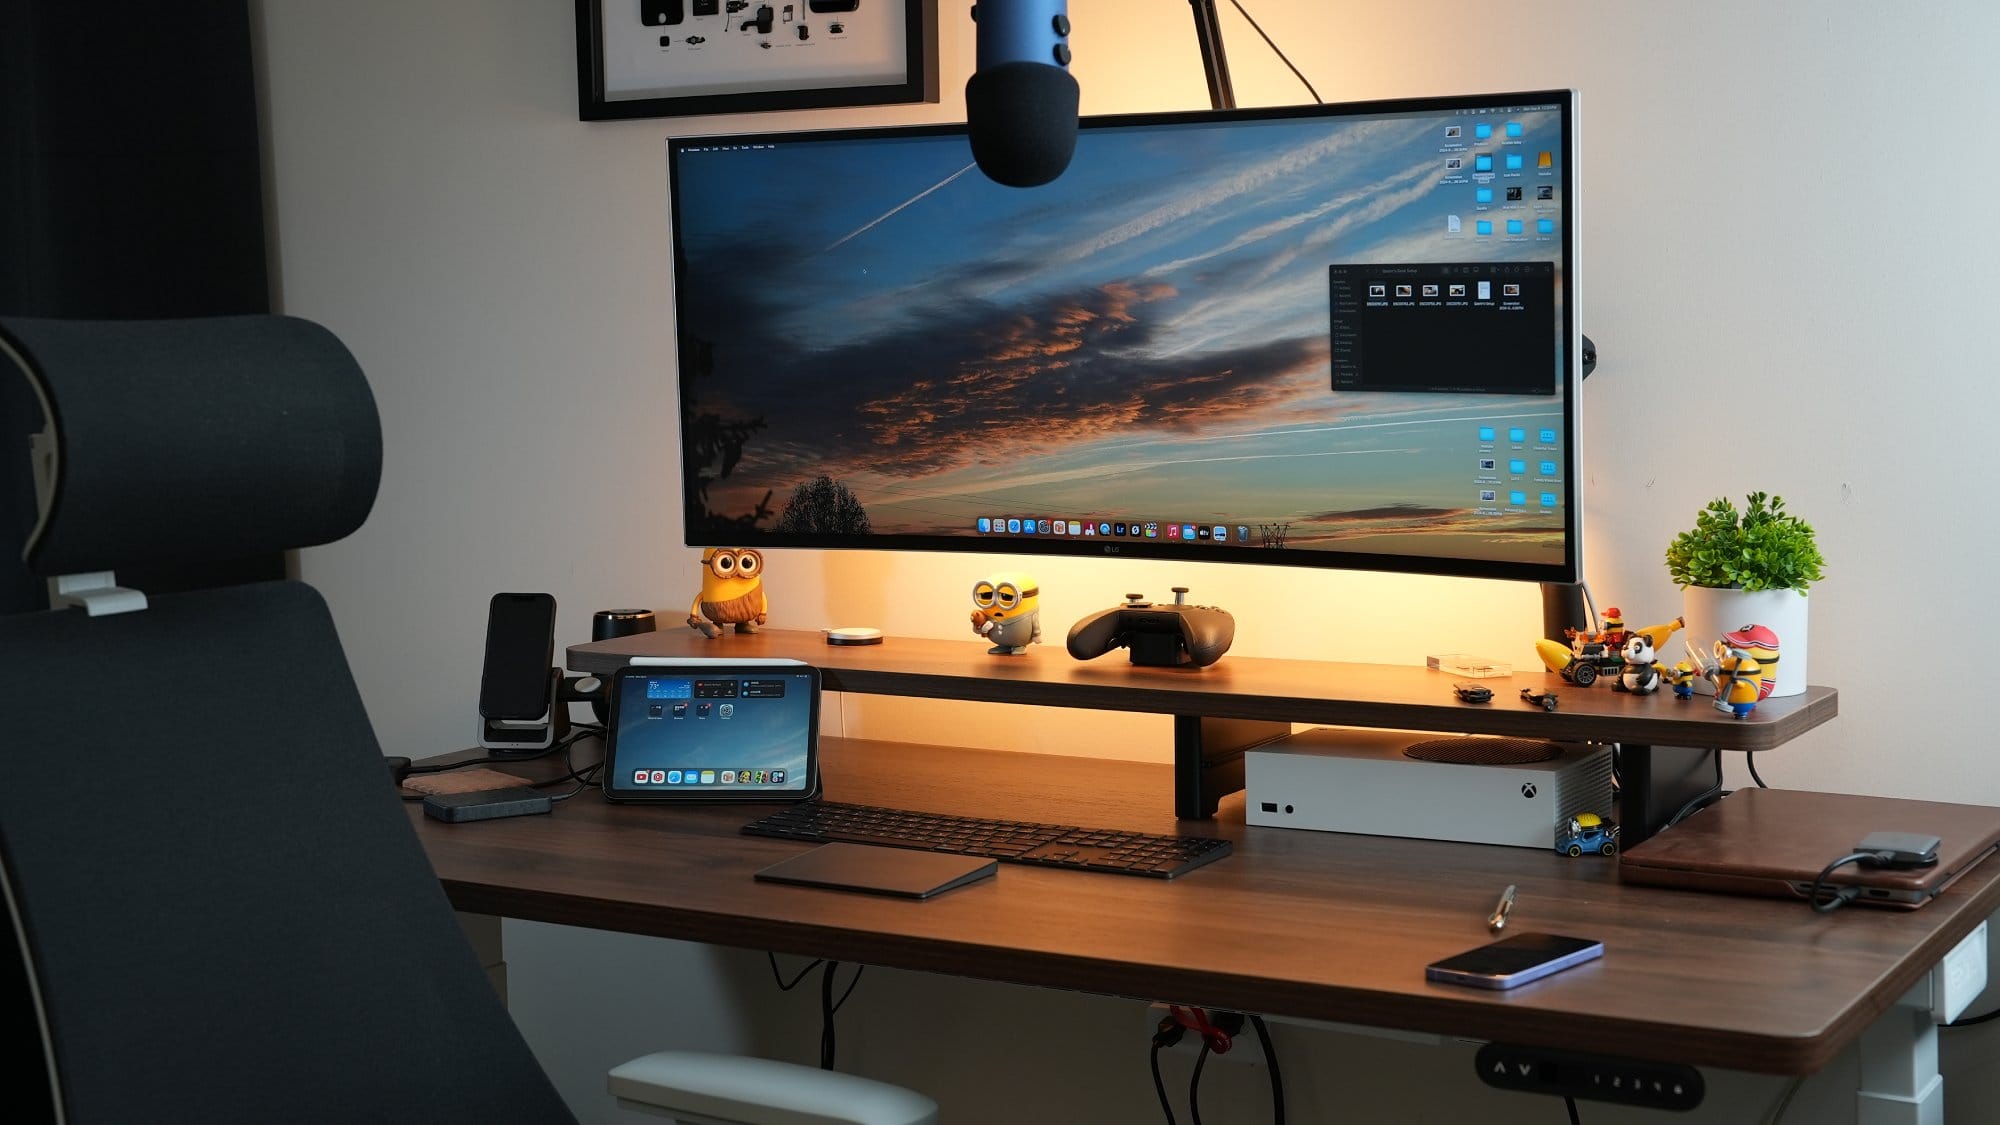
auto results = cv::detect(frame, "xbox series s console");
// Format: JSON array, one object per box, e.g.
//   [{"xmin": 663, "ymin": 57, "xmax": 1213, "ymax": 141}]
[{"xmin": 1245, "ymin": 728, "xmax": 1614, "ymax": 850}]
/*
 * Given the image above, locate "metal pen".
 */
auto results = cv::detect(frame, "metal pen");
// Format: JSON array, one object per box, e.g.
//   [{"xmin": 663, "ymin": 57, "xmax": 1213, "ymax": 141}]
[{"xmin": 1487, "ymin": 884, "xmax": 1517, "ymax": 932}]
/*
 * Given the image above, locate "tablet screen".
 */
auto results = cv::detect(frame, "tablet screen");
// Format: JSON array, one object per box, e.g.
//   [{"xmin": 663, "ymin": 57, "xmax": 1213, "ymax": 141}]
[{"xmin": 602, "ymin": 664, "xmax": 820, "ymax": 801}]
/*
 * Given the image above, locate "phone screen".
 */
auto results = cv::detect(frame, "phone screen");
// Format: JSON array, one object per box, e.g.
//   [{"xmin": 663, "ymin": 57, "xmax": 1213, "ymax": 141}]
[
  {"xmin": 1425, "ymin": 932, "xmax": 1603, "ymax": 990},
  {"xmin": 479, "ymin": 593, "xmax": 557, "ymax": 720}
]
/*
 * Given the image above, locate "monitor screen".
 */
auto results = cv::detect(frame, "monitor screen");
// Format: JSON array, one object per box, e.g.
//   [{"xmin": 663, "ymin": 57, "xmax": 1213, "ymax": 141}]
[{"xmin": 668, "ymin": 90, "xmax": 1579, "ymax": 582}]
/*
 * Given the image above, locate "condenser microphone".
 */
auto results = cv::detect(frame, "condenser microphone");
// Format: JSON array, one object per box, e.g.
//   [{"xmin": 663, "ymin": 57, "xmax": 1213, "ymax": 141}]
[{"xmin": 966, "ymin": 0, "xmax": 1078, "ymax": 187}]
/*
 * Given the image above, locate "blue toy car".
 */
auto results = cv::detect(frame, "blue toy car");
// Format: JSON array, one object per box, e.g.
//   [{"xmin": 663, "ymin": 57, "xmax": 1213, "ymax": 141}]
[{"xmin": 1556, "ymin": 813, "xmax": 1619, "ymax": 857}]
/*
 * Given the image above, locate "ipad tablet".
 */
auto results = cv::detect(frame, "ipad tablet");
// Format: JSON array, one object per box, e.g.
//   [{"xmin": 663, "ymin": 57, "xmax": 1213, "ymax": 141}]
[{"xmin": 602, "ymin": 662, "xmax": 821, "ymax": 803}]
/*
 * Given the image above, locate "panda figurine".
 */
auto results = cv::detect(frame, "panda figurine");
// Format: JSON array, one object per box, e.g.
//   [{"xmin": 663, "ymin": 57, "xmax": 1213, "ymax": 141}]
[{"xmin": 1616, "ymin": 633, "xmax": 1664, "ymax": 694}]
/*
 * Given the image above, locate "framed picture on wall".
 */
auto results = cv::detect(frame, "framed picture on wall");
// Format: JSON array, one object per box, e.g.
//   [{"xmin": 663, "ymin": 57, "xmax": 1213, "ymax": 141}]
[{"xmin": 576, "ymin": 0, "xmax": 937, "ymax": 120}]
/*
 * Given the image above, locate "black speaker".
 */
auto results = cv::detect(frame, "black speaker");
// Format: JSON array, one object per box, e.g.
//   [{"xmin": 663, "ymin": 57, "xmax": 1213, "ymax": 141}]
[{"xmin": 590, "ymin": 609, "xmax": 657, "ymax": 721}]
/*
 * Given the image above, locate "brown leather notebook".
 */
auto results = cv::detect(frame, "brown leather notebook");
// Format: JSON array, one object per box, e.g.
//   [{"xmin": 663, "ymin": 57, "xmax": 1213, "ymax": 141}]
[{"xmin": 1619, "ymin": 788, "xmax": 2000, "ymax": 909}]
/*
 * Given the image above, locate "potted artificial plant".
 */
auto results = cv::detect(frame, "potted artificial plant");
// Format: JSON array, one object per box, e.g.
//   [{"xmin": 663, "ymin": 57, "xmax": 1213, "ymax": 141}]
[{"xmin": 1664, "ymin": 491, "xmax": 1825, "ymax": 698}]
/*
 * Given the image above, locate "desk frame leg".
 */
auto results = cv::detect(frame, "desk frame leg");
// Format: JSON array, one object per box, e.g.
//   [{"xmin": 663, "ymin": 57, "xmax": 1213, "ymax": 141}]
[
  {"xmin": 1856, "ymin": 984, "xmax": 1944, "ymax": 1125},
  {"xmin": 459, "ymin": 912, "xmax": 508, "ymax": 1004},
  {"xmin": 1174, "ymin": 715, "xmax": 1290, "ymax": 820}
]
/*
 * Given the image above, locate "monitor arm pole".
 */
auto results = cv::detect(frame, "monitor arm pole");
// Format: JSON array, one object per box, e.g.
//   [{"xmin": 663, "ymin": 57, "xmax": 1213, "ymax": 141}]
[{"xmin": 1190, "ymin": 1, "xmax": 1235, "ymax": 110}]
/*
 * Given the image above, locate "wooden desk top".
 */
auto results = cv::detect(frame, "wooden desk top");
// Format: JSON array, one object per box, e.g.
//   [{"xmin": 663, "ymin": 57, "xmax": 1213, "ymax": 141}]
[
  {"xmin": 410, "ymin": 738, "xmax": 1992, "ymax": 1075},
  {"xmin": 567, "ymin": 628, "xmax": 1837, "ymax": 752}
]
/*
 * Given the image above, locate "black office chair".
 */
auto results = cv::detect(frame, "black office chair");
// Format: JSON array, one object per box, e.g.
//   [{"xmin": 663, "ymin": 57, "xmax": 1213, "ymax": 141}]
[{"xmin": 0, "ymin": 316, "xmax": 936, "ymax": 1125}]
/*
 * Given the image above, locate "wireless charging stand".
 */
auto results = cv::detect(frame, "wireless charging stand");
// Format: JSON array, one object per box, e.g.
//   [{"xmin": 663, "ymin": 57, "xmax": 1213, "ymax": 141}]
[{"xmin": 478, "ymin": 667, "xmax": 567, "ymax": 754}]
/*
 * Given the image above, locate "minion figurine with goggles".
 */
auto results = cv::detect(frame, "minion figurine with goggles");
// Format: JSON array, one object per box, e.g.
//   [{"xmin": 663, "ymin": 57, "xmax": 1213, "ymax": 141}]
[
  {"xmin": 970, "ymin": 573, "xmax": 1042, "ymax": 655},
  {"xmin": 688, "ymin": 548, "xmax": 768, "ymax": 638}
]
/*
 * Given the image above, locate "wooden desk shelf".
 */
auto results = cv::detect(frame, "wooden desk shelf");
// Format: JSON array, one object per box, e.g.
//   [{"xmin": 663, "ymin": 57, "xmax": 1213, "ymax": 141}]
[{"xmin": 570, "ymin": 628, "xmax": 1838, "ymax": 830}]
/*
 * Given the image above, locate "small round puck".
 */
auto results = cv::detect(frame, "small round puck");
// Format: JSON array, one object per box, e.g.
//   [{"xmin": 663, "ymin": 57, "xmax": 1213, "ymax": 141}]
[{"xmin": 825, "ymin": 626, "xmax": 884, "ymax": 646}]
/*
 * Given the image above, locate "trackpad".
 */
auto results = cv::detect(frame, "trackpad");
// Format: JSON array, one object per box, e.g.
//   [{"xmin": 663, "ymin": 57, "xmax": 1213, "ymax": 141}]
[{"xmin": 754, "ymin": 843, "xmax": 998, "ymax": 899}]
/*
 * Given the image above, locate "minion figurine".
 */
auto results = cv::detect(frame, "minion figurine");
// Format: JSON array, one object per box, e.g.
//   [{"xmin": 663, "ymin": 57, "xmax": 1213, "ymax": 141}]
[
  {"xmin": 688, "ymin": 548, "xmax": 768, "ymax": 638},
  {"xmin": 1720, "ymin": 623, "xmax": 1782, "ymax": 700},
  {"xmin": 970, "ymin": 573, "xmax": 1041, "ymax": 655},
  {"xmin": 1707, "ymin": 640, "xmax": 1764, "ymax": 719},
  {"xmin": 1667, "ymin": 661, "xmax": 1698, "ymax": 700}
]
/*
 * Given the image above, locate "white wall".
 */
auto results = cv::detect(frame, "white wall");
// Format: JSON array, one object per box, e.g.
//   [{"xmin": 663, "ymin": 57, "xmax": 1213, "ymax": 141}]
[{"xmin": 255, "ymin": 1, "xmax": 2000, "ymax": 1121}]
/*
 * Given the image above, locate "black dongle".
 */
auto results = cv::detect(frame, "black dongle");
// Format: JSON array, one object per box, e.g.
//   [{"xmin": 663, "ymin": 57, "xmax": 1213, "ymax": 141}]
[{"xmin": 423, "ymin": 786, "xmax": 554, "ymax": 823}]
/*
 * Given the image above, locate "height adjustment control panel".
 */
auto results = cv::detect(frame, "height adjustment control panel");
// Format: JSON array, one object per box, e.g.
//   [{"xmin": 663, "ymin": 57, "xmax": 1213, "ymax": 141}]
[{"xmin": 1474, "ymin": 1042, "xmax": 1704, "ymax": 1111}]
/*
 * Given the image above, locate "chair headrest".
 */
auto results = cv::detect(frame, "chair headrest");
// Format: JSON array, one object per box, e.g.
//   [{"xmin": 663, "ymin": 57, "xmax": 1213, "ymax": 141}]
[{"xmin": 0, "ymin": 315, "xmax": 382, "ymax": 576}]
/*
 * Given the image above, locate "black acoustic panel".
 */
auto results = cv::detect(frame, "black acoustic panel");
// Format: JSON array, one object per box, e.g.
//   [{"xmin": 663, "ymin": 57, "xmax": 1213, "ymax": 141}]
[
  {"xmin": 0, "ymin": 0, "xmax": 275, "ymax": 615},
  {"xmin": 1, "ymin": 316, "xmax": 382, "ymax": 577}
]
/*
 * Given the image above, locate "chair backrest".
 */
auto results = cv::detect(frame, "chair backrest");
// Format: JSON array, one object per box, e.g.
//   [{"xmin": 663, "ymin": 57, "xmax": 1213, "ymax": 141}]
[{"xmin": 0, "ymin": 316, "xmax": 575, "ymax": 1123}]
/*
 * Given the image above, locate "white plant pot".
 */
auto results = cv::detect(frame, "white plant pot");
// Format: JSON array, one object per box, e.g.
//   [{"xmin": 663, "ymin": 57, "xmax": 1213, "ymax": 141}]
[{"xmin": 1680, "ymin": 585, "xmax": 1809, "ymax": 698}]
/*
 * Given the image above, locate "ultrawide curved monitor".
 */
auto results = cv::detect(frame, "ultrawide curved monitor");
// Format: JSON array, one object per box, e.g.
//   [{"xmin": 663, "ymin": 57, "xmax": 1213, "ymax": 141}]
[{"xmin": 668, "ymin": 89, "xmax": 1580, "ymax": 583}]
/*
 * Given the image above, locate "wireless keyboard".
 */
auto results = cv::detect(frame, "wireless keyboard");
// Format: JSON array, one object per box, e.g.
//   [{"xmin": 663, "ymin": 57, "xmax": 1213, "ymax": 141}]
[{"xmin": 741, "ymin": 801, "xmax": 1232, "ymax": 878}]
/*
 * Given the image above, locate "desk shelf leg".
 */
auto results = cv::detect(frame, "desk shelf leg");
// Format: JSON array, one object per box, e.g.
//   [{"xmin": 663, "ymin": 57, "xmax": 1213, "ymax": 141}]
[
  {"xmin": 1856, "ymin": 984, "xmax": 1943, "ymax": 1125},
  {"xmin": 1173, "ymin": 715, "xmax": 1290, "ymax": 820},
  {"xmin": 459, "ymin": 912, "xmax": 509, "ymax": 1004}
]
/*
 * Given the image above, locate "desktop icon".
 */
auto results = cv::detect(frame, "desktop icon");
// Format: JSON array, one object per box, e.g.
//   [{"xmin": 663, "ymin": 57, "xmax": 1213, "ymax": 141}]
[
  {"xmin": 1506, "ymin": 186, "xmax": 1522, "ymax": 201},
  {"xmin": 1507, "ymin": 219, "xmax": 1524, "ymax": 235},
  {"xmin": 1541, "ymin": 493, "xmax": 1558, "ymax": 508},
  {"xmin": 1478, "ymin": 426, "xmax": 1495, "ymax": 442},
  {"xmin": 1509, "ymin": 427, "xmax": 1526, "ymax": 442},
  {"xmin": 771, "ymin": 770, "xmax": 786, "ymax": 784},
  {"xmin": 721, "ymin": 770, "xmax": 736, "ymax": 784},
  {"xmin": 1196, "ymin": 525, "xmax": 1212, "ymax": 540},
  {"xmin": 1068, "ymin": 521, "xmax": 1081, "ymax": 535},
  {"xmin": 1541, "ymin": 461, "xmax": 1557, "ymax": 475},
  {"xmin": 700, "ymin": 770, "xmax": 716, "ymax": 784},
  {"xmin": 648, "ymin": 704, "xmax": 664, "ymax": 718},
  {"xmin": 1538, "ymin": 151, "xmax": 1552, "ymax": 168},
  {"xmin": 1476, "ymin": 187, "xmax": 1493, "ymax": 204},
  {"xmin": 1538, "ymin": 218, "xmax": 1555, "ymax": 235},
  {"xmin": 1505, "ymin": 154, "xmax": 1523, "ymax": 170},
  {"xmin": 1506, "ymin": 122, "xmax": 1523, "ymax": 138},
  {"xmin": 1129, "ymin": 524, "xmax": 1142, "ymax": 537},
  {"xmin": 1510, "ymin": 460, "xmax": 1527, "ymax": 474},
  {"xmin": 1449, "ymin": 283, "xmax": 1466, "ymax": 298},
  {"xmin": 667, "ymin": 770, "xmax": 683, "ymax": 784},
  {"xmin": 1082, "ymin": 523, "xmax": 1095, "ymax": 536},
  {"xmin": 1446, "ymin": 214, "xmax": 1461, "ymax": 233},
  {"xmin": 1444, "ymin": 125, "xmax": 1461, "ymax": 139},
  {"xmin": 1113, "ymin": 522, "xmax": 1128, "ymax": 536},
  {"xmin": 1475, "ymin": 154, "xmax": 1492, "ymax": 172},
  {"xmin": 697, "ymin": 702, "xmax": 712, "ymax": 718},
  {"xmin": 1395, "ymin": 284, "xmax": 1413, "ymax": 297},
  {"xmin": 672, "ymin": 702, "xmax": 689, "ymax": 718},
  {"xmin": 1539, "ymin": 428, "xmax": 1558, "ymax": 443},
  {"xmin": 1537, "ymin": 184, "xmax": 1553, "ymax": 200},
  {"xmin": 1474, "ymin": 123, "xmax": 1492, "ymax": 140},
  {"xmin": 977, "ymin": 517, "xmax": 990, "ymax": 533},
  {"xmin": 1476, "ymin": 220, "xmax": 1493, "ymax": 235},
  {"xmin": 1036, "ymin": 519, "xmax": 1051, "ymax": 534},
  {"xmin": 1006, "ymin": 518, "xmax": 1021, "ymax": 533},
  {"xmin": 650, "ymin": 770, "xmax": 667, "ymax": 784},
  {"xmin": 1504, "ymin": 283, "xmax": 1521, "ymax": 297},
  {"xmin": 1238, "ymin": 526, "xmax": 1250, "ymax": 542},
  {"xmin": 1145, "ymin": 523, "xmax": 1160, "ymax": 538},
  {"xmin": 1480, "ymin": 489, "xmax": 1497, "ymax": 502},
  {"xmin": 1051, "ymin": 520, "xmax": 1066, "ymax": 535},
  {"xmin": 1446, "ymin": 156, "xmax": 1463, "ymax": 172},
  {"xmin": 1167, "ymin": 524, "xmax": 1180, "ymax": 539},
  {"xmin": 633, "ymin": 769, "xmax": 649, "ymax": 784},
  {"xmin": 719, "ymin": 703, "xmax": 734, "ymax": 718},
  {"xmin": 1098, "ymin": 522, "xmax": 1112, "ymax": 535},
  {"xmin": 1510, "ymin": 491, "xmax": 1528, "ymax": 506},
  {"xmin": 1213, "ymin": 525, "xmax": 1228, "ymax": 542},
  {"xmin": 1369, "ymin": 282, "xmax": 1387, "ymax": 297},
  {"xmin": 1480, "ymin": 458, "xmax": 1496, "ymax": 471},
  {"xmin": 1423, "ymin": 283, "xmax": 1440, "ymax": 297},
  {"xmin": 1478, "ymin": 282, "xmax": 1493, "ymax": 300}
]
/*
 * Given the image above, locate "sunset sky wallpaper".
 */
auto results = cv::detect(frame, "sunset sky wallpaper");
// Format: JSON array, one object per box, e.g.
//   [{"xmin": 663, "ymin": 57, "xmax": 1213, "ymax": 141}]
[{"xmin": 672, "ymin": 99, "xmax": 1571, "ymax": 570}]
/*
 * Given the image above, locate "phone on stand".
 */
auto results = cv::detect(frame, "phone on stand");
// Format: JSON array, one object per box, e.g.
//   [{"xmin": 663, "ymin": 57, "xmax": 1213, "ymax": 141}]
[
  {"xmin": 478, "ymin": 593, "xmax": 558, "ymax": 751},
  {"xmin": 1425, "ymin": 932, "xmax": 1603, "ymax": 990}
]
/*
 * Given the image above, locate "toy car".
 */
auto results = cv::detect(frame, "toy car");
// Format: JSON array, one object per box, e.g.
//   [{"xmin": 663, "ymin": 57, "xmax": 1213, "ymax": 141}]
[
  {"xmin": 1557, "ymin": 641, "xmax": 1624, "ymax": 686},
  {"xmin": 1453, "ymin": 682, "xmax": 1493, "ymax": 704},
  {"xmin": 1520, "ymin": 688, "xmax": 1559, "ymax": 712},
  {"xmin": 1556, "ymin": 813, "xmax": 1619, "ymax": 857}
]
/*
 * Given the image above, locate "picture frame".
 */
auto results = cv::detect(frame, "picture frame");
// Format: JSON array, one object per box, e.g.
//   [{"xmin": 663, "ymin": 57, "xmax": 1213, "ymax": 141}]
[{"xmin": 576, "ymin": 0, "xmax": 936, "ymax": 121}]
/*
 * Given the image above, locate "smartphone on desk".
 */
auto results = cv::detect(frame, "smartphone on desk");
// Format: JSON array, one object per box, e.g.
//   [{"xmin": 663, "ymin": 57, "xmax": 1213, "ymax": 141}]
[{"xmin": 1425, "ymin": 932, "xmax": 1603, "ymax": 990}]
